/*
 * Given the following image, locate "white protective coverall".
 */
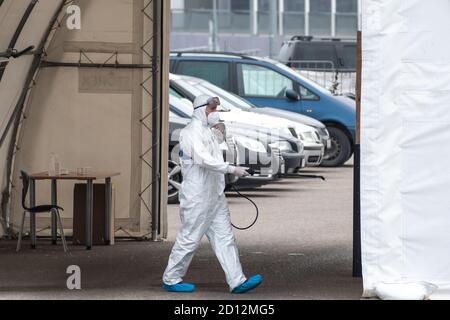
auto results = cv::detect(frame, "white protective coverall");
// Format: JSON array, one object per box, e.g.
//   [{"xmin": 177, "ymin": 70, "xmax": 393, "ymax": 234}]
[{"xmin": 163, "ymin": 99, "xmax": 247, "ymax": 291}]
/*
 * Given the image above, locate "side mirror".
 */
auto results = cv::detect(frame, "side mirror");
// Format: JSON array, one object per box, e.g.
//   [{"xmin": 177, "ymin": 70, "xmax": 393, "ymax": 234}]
[{"xmin": 286, "ymin": 89, "xmax": 300, "ymax": 101}]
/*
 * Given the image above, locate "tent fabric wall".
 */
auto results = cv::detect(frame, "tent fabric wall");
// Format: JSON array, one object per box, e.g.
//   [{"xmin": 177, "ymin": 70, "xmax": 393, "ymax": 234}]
[
  {"xmin": 361, "ymin": 0, "xmax": 450, "ymax": 299},
  {"xmin": 0, "ymin": 0, "xmax": 169, "ymax": 239},
  {"xmin": 0, "ymin": 0, "xmax": 63, "ymax": 236}
]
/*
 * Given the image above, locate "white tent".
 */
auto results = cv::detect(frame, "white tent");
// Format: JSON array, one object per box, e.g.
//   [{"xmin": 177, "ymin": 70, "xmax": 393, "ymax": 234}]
[
  {"xmin": 0, "ymin": 0, "xmax": 170, "ymax": 239},
  {"xmin": 361, "ymin": 0, "xmax": 450, "ymax": 299}
]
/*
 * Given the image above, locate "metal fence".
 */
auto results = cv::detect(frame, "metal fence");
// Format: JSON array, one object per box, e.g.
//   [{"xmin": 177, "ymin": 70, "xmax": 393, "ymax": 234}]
[{"xmin": 280, "ymin": 59, "xmax": 356, "ymax": 95}]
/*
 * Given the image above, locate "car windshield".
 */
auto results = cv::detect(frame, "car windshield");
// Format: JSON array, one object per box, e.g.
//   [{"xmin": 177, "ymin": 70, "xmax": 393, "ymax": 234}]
[
  {"xmin": 199, "ymin": 81, "xmax": 255, "ymax": 112},
  {"xmin": 342, "ymin": 45, "xmax": 356, "ymax": 69},
  {"xmin": 169, "ymin": 87, "xmax": 184, "ymax": 99},
  {"xmin": 169, "ymin": 94, "xmax": 193, "ymax": 118},
  {"xmin": 169, "ymin": 110, "xmax": 180, "ymax": 118},
  {"xmin": 174, "ymin": 79, "xmax": 231, "ymax": 112},
  {"xmin": 260, "ymin": 57, "xmax": 331, "ymax": 95}
]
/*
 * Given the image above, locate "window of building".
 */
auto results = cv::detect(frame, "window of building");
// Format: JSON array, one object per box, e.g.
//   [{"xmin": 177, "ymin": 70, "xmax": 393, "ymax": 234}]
[
  {"xmin": 336, "ymin": 0, "xmax": 358, "ymax": 37},
  {"xmin": 258, "ymin": 0, "xmax": 277, "ymax": 34},
  {"xmin": 171, "ymin": 0, "xmax": 358, "ymax": 41},
  {"xmin": 310, "ymin": 0, "xmax": 331, "ymax": 12},
  {"xmin": 309, "ymin": 0, "xmax": 332, "ymax": 37},
  {"xmin": 237, "ymin": 63, "xmax": 294, "ymax": 98},
  {"xmin": 185, "ymin": 0, "xmax": 212, "ymax": 10},
  {"xmin": 258, "ymin": 0, "xmax": 271, "ymax": 11},
  {"xmin": 231, "ymin": 0, "xmax": 250, "ymax": 11},
  {"xmin": 184, "ymin": 0, "xmax": 246, "ymax": 11},
  {"xmin": 171, "ymin": 0, "xmax": 184, "ymax": 10},
  {"xmin": 284, "ymin": 0, "xmax": 305, "ymax": 35},
  {"xmin": 285, "ymin": 0, "xmax": 305, "ymax": 12},
  {"xmin": 336, "ymin": 0, "xmax": 358, "ymax": 13},
  {"xmin": 178, "ymin": 0, "xmax": 251, "ymax": 33},
  {"xmin": 176, "ymin": 61, "xmax": 230, "ymax": 90},
  {"xmin": 221, "ymin": 0, "xmax": 251, "ymax": 33}
]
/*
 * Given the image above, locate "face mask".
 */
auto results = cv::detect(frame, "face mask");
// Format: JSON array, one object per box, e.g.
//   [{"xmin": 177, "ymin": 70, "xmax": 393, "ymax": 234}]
[
  {"xmin": 208, "ymin": 112, "xmax": 226, "ymax": 144},
  {"xmin": 207, "ymin": 111, "xmax": 221, "ymax": 127}
]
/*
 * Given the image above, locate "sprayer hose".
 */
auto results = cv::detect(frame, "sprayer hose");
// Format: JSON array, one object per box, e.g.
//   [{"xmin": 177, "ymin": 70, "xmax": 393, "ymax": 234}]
[{"xmin": 230, "ymin": 185, "xmax": 259, "ymax": 231}]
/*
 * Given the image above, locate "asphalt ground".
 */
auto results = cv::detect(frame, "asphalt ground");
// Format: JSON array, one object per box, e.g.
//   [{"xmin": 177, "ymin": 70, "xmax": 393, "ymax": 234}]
[{"xmin": 0, "ymin": 161, "xmax": 362, "ymax": 300}]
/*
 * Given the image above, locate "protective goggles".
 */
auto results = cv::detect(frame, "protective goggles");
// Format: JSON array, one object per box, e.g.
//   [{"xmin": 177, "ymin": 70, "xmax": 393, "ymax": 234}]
[{"xmin": 194, "ymin": 96, "xmax": 221, "ymax": 110}]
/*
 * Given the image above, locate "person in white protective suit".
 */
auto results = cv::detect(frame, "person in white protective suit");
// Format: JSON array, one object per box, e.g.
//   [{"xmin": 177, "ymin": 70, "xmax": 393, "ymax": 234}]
[{"xmin": 162, "ymin": 95, "xmax": 263, "ymax": 294}]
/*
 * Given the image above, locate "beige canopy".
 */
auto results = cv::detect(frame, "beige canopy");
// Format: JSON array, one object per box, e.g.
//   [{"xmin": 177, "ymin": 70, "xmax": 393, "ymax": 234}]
[{"xmin": 0, "ymin": 0, "xmax": 170, "ymax": 239}]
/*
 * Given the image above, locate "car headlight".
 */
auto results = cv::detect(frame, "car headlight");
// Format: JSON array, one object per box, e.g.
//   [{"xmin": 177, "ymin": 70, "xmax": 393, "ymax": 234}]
[
  {"xmin": 269, "ymin": 140, "xmax": 293, "ymax": 153},
  {"xmin": 314, "ymin": 131, "xmax": 321, "ymax": 141},
  {"xmin": 297, "ymin": 130, "xmax": 318, "ymax": 143},
  {"xmin": 319, "ymin": 127, "xmax": 330, "ymax": 138},
  {"xmin": 282, "ymin": 127, "xmax": 296, "ymax": 137},
  {"xmin": 296, "ymin": 140, "xmax": 304, "ymax": 154},
  {"xmin": 234, "ymin": 136, "xmax": 267, "ymax": 153}
]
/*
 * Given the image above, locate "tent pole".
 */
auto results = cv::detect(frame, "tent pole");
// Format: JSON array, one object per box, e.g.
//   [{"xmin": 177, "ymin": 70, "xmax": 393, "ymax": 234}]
[
  {"xmin": 1, "ymin": 0, "xmax": 40, "ymax": 234},
  {"xmin": 151, "ymin": 0, "xmax": 163, "ymax": 242},
  {"xmin": 8, "ymin": 0, "xmax": 39, "ymax": 50},
  {"xmin": 353, "ymin": 31, "xmax": 362, "ymax": 278},
  {"xmin": 0, "ymin": 0, "xmax": 67, "ymax": 149},
  {"xmin": 0, "ymin": 0, "xmax": 41, "ymax": 150}
]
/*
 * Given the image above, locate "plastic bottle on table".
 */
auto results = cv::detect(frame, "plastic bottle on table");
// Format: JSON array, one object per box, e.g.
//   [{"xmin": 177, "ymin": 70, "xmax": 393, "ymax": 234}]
[{"xmin": 49, "ymin": 153, "xmax": 61, "ymax": 176}]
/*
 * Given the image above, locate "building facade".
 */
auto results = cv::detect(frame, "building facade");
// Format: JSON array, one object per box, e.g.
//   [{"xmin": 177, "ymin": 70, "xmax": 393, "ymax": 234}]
[{"xmin": 171, "ymin": 0, "xmax": 361, "ymax": 56}]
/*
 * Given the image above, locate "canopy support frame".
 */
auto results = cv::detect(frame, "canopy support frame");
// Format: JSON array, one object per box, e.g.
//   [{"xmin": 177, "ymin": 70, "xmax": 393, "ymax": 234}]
[{"xmin": 1, "ymin": 0, "xmax": 69, "ymax": 237}]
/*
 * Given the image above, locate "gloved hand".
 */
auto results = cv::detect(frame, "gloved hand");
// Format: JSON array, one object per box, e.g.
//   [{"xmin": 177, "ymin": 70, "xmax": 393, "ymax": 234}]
[{"xmin": 233, "ymin": 167, "xmax": 250, "ymax": 178}]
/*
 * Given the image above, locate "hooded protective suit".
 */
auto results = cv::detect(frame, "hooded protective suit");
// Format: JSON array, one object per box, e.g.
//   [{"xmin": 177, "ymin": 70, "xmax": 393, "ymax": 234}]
[{"xmin": 163, "ymin": 95, "xmax": 247, "ymax": 291}]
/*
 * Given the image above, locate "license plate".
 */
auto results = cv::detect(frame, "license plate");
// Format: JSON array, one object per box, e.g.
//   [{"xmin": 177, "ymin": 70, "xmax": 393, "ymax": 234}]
[
  {"xmin": 281, "ymin": 164, "xmax": 286, "ymax": 174},
  {"xmin": 327, "ymin": 140, "xmax": 332, "ymax": 149}
]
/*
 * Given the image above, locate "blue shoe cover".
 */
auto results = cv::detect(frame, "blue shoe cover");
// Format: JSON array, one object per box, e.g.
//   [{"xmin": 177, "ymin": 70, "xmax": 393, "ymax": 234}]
[
  {"xmin": 232, "ymin": 275, "xmax": 263, "ymax": 294},
  {"xmin": 163, "ymin": 283, "xmax": 196, "ymax": 293}
]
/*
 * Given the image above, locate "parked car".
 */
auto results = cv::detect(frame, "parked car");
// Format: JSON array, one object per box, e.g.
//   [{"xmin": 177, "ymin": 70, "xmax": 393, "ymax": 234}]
[
  {"xmin": 278, "ymin": 36, "xmax": 356, "ymax": 71},
  {"xmin": 170, "ymin": 52, "xmax": 355, "ymax": 167},
  {"xmin": 193, "ymin": 77, "xmax": 333, "ymax": 163},
  {"xmin": 172, "ymin": 74, "xmax": 326, "ymax": 167},
  {"xmin": 344, "ymin": 92, "xmax": 356, "ymax": 100}
]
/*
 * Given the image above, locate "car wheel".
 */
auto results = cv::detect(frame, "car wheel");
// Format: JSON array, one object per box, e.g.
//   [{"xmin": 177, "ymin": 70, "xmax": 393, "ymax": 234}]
[
  {"xmin": 168, "ymin": 160, "xmax": 182, "ymax": 204},
  {"xmin": 321, "ymin": 127, "xmax": 352, "ymax": 167},
  {"xmin": 344, "ymin": 151, "xmax": 354, "ymax": 163}
]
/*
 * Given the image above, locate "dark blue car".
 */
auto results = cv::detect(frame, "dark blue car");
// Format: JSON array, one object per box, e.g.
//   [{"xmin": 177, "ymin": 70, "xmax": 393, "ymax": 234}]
[{"xmin": 170, "ymin": 52, "xmax": 356, "ymax": 167}]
